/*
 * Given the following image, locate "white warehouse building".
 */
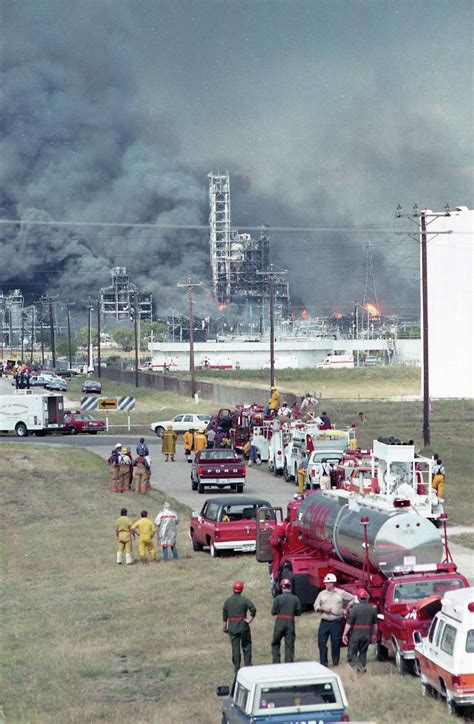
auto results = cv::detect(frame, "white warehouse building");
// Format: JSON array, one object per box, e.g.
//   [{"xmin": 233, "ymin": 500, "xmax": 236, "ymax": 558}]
[{"xmin": 422, "ymin": 206, "xmax": 473, "ymax": 398}]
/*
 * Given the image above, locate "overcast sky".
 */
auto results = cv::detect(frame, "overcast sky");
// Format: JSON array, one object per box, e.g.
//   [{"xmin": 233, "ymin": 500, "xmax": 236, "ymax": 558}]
[{"xmin": 1, "ymin": 0, "xmax": 472, "ymax": 315}]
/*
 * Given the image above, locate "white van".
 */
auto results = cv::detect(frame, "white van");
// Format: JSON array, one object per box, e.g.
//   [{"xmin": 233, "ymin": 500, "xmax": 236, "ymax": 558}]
[
  {"xmin": 414, "ymin": 587, "xmax": 474, "ymax": 716},
  {"xmin": 0, "ymin": 393, "xmax": 65, "ymax": 437},
  {"xmin": 316, "ymin": 354, "xmax": 354, "ymax": 369}
]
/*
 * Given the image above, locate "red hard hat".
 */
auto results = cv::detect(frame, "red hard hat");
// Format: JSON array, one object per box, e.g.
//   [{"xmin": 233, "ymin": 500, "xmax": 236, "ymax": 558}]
[
  {"xmin": 280, "ymin": 578, "xmax": 291, "ymax": 589},
  {"xmin": 357, "ymin": 588, "xmax": 369, "ymax": 599},
  {"xmin": 233, "ymin": 580, "xmax": 244, "ymax": 593}
]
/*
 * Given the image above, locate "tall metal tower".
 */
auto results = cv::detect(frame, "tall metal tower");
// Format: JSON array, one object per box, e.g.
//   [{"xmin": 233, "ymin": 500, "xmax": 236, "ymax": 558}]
[
  {"xmin": 208, "ymin": 173, "xmax": 231, "ymax": 303},
  {"xmin": 362, "ymin": 242, "xmax": 378, "ymax": 308}
]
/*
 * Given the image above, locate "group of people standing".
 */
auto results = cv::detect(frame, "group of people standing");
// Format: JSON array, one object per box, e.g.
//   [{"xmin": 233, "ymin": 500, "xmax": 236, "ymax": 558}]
[
  {"xmin": 222, "ymin": 574, "xmax": 377, "ymax": 675},
  {"xmin": 114, "ymin": 502, "xmax": 179, "ymax": 564},
  {"xmin": 108, "ymin": 438, "xmax": 151, "ymax": 493}
]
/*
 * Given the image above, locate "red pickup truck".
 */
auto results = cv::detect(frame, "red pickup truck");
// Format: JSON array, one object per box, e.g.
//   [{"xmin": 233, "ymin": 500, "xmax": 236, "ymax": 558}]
[
  {"xmin": 191, "ymin": 449, "xmax": 246, "ymax": 494},
  {"xmin": 190, "ymin": 496, "xmax": 273, "ymax": 557}
]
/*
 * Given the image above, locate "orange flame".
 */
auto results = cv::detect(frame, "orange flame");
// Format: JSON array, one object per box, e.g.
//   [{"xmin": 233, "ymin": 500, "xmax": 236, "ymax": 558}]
[
  {"xmin": 333, "ymin": 311, "xmax": 343, "ymax": 319},
  {"xmin": 217, "ymin": 303, "xmax": 227, "ymax": 311},
  {"xmin": 365, "ymin": 303, "xmax": 380, "ymax": 317},
  {"xmin": 300, "ymin": 309, "xmax": 309, "ymax": 320}
]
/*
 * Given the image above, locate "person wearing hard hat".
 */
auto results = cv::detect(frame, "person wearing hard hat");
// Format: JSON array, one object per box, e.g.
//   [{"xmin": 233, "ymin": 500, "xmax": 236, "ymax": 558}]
[
  {"xmin": 268, "ymin": 386, "xmax": 281, "ymax": 416},
  {"xmin": 222, "ymin": 581, "xmax": 257, "ymax": 672},
  {"xmin": 107, "ymin": 443, "xmax": 122, "ymax": 492},
  {"xmin": 271, "ymin": 578, "xmax": 302, "ymax": 663},
  {"xmin": 313, "ymin": 573, "xmax": 356, "ymax": 667},
  {"xmin": 117, "ymin": 447, "xmax": 132, "ymax": 493},
  {"xmin": 193, "ymin": 428, "xmax": 207, "ymax": 457},
  {"xmin": 114, "ymin": 508, "xmax": 133, "ymax": 565},
  {"xmin": 162, "ymin": 425, "xmax": 177, "ymax": 462},
  {"xmin": 131, "ymin": 511, "xmax": 156, "ymax": 564},
  {"xmin": 342, "ymin": 588, "xmax": 378, "ymax": 673}
]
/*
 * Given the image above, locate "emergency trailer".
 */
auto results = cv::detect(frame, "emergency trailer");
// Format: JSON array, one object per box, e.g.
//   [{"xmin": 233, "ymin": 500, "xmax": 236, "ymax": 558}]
[
  {"xmin": 414, "ymin": 587, "xmax": 474, "ymax": 716},
  {"xmin": 0, "ymin": 392, "xmax": 64, "ymax": 436},
  {"xmin": 256, "ymin": 491, "xmax": 468, "ymax": 674}
]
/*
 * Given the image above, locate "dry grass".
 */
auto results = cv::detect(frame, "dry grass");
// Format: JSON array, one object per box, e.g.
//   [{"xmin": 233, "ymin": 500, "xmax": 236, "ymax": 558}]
[
  {"xmin": 2, "ymin": 445, "xmax": 468, "ymax": 723},
  {"xmin": 450, "ymin": 534, "xmax": 474, "ymax": 549}
]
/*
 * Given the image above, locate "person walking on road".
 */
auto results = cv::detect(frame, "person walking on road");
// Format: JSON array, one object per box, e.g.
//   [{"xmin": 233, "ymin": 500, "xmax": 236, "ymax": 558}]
[
  {"xmin": 314, "ymin": 573, "xmax": 356, "ymax": 667},
  {"xmin": 223, "ymin": 581, "xmax": 257, "ymax": 672},
  {"xmin": 343, "ymin": 588, "xmax": 378, "ymax": 673},
  {"xmin": 155, "ymin": 502, "xmax": 179, "ymax": 560},
  {"xmin": 136, "ymin": 437, "xmax": 149, "ymax": 456},
  {"xmin": 115, "ymin": 508, "xmax": 133, "ymax": 565},
  {"xmin": 271, "ymin": 578, "xmax": 302, "ymax": 663},
  {"xmin": 162, "ymin": 425, "xmax": 177, "ymax": 462},
  {"xmin": 183, "ymin": 428, "xmax": 194, "ymax": 463},
  {"xmin": 131, "ymin": 511, "xmax": 156, "ymax": 563}
]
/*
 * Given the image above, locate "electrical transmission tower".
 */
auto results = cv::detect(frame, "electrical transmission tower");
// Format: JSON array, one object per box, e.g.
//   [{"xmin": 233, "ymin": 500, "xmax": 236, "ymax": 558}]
[{"xmin": 362, "ymin": 242, "xmax": 378, "ymax": 308}]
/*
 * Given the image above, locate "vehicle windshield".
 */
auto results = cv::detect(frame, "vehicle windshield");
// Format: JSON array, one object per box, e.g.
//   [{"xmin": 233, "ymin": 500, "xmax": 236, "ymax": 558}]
[
  {"xmin": 392, "ymin": 578, "xmax": 465, "ymax": 602},
  {"xmin": 257, "ymin": 682, "xmax": 338, "ymax": 711},
  {"xmin": 220, "ymin": 504, "xmax": 272, "ymax": 522},
  {"xmin": 200, "ymin": 450, "xmax": 239, "ymax": 460},
  {"xmin": 197, "ymin": 414, "xmax": 210, "ymax": 421}
]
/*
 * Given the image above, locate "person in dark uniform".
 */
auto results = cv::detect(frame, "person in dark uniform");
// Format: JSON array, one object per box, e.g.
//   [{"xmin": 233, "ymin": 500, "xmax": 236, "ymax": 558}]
[
  {"xmin": 271, "ymin": 578, "xmax": 302, "ymax": 663},
  {"xmin": 342, "ymin": 588, "xmax": 378, "ymax": 672},
  {"xmin": 223, "ymin": 580, "xmax": 257, "ymax": 672}
]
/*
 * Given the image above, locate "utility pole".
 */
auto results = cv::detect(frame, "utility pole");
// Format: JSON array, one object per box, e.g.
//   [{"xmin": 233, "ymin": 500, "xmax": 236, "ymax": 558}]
[
  {"xmin": 48, "ymin": 297, "xmax": 56, "ymax": 369},
  {"xmin": 20, "ymin": 311, "xmax": 25, "ymax": 362},
  {"xmin": 30, "ymin": 306, "xmax": 35, "ymax": 364},
  {"xmin": 39, "ymin": 303, "xmax": 45, "ymax": 367},
  {"xmin": 66, "ymin": 302, "xmax": 74, "ymax": 370},
  {"xmin": 87, "ymin": 304, "xmax": 93, "ymax": 370},
  {"xmin": 257, "ymin": 265, "xmax": 287, "ymax": 391},
  {"xmin": 132, "ymin": 293, "xmax": 139, "ymax": 388},
  {"xmin": 177, "ymin": 278, "xmax": 203, "ymax": 398},
  {"xmin": 354, "ymin": 301, "xmax": 360, "ymax": 367},
  {"xmin": 420, "ymin": 210, "xmax": 430, "ymax": 446},
  {"xmin": 97, "ymin": 297, "xmax": 102, "ymax": 379}
]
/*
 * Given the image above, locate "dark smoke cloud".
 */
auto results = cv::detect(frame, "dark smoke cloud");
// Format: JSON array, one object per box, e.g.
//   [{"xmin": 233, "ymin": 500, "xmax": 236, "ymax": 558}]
[{"xmin": 1, "ymin": 0, "xmax": 471, "ymax": 319}]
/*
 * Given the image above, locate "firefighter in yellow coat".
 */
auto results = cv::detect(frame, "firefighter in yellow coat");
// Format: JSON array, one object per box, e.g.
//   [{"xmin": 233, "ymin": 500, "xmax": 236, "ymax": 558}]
[
  {"xmin": 183, "ymin": 428, "xmax": 194, "ymax": 463},
  {"xmin": 115, "ymin": 507, "xmax": 133, "ymax": 564},
  {"xmin": 268, "ymin": 386, "xmax": 281, "ymax": 414},
  {"xmin": 131, "ymin": 511, "xmax": 156, "ymax": 563},
  {"xmin": 162, "ymin": 425, "xmax": 178, "ymax": 462},
  {"xmin": 193, "ymin": 428, "xmax": 207, "ymax": 456}
]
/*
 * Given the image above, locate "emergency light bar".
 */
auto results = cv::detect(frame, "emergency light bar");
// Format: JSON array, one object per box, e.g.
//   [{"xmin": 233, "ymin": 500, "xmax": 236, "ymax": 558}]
[{"xmin": 393, "ymin": 562, "xmax": 458, "ymax": 575}]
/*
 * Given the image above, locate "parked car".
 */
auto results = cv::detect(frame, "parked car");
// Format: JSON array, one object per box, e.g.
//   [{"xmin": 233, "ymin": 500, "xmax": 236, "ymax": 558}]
[
  {"xmin": 190, "ymin": 496, "xmax": 273, "ymax": 557},
  {"xmin": 217, "ymin": 661, "xmax": 349, "ymax": 723},
  {"xmin": 191, "ymin": 448, "xmax": 246, "ymax": 493},
  {"xmin": 414, "ymin": 587, "xmax": 474, "ymax": 716},
  {"xmin": 48, "ymin": 377, "xmax": 67, "ymax": 391},
  {"xmin": 54, "ymin": 369, "xmax": 72, "ymax": 378},
  {"xmin": 61, "ymin": 412, "xmax": 106, "ymax": 435},
  {"xmin": 82, "ymin": 380, "xmax": 102, "ymax": 394},
  {"xmin": 150, "ymin": 413, "xmax": 211, "ymax": 437}
]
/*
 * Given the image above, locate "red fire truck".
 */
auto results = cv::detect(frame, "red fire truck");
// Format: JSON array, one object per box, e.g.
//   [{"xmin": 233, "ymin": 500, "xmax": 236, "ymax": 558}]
[{"xmin": 256, "ymin": 492, "xmax": 468, "ymax": 674}]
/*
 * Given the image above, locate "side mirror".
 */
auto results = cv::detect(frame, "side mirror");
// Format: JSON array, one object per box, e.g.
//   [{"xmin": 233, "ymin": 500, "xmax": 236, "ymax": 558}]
[
  {"xmin": 413, "ymin": 631, "xmax": 423, "ymax": 645},
  {"xmin": 216, "ymin": 686, "xmax": 230, "ymax": 697}
]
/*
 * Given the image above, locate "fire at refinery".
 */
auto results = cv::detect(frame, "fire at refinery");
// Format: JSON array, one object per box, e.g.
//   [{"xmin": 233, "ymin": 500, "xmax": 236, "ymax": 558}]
[
  {"xmin": 365, "ymin": 302, "xmax": 380, "ymax": 317},
  {"xmin": 300, "ymin": 309, "xmax": 309, "ymax": 320}
]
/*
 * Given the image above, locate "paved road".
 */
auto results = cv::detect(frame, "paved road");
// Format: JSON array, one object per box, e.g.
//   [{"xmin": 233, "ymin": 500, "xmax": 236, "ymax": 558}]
[{"xmin": 2, "ymin": 376, "xmax": 473, "ymax": 581}]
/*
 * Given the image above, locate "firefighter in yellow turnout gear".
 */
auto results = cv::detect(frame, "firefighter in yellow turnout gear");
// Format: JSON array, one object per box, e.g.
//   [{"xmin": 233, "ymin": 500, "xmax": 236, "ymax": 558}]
[
  {"xmin": 115, "ymin": 508, "xmax": 133, "ymax": 564},
  {"xmin": 131, "ymin": 511, "xmax": 156, "ymax": 563}
]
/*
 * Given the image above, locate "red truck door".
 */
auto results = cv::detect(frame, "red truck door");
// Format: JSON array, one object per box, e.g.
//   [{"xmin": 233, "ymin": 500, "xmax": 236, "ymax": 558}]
[{"xmin": 256, "ymin": 507, "xmax": 283, "ymax": 562}]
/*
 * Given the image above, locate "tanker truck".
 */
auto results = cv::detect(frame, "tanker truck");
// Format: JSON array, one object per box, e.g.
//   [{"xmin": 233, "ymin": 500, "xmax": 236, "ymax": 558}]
[{"xmin": 256, "ymin": 491, "xmax": 468, "ymax": 674}]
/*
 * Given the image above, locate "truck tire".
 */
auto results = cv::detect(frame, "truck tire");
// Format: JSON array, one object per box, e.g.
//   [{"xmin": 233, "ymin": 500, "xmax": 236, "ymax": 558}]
[
  {"xmin": 237, "ymin": 484, "xmax": 244, "ymax": 494},
  {"xmin": 191, "ymin": 479, "xmax": 198, "ymax": 491},
  {"xmin": 154, "ymin": 426, "xmax": 165, "ymax": 437},
  {"xmin": 283, "ymin": 463, "xmax": 292, "ymax": 483},
  {"xmin": 394, "ymin": 643, "xmax": 412, "ymax": 675},
  {"xmin": 15, "ymin": 422, "xmax": 28, "ymax": 437},
  {"xmin": 375, "ymin": 642, "xmax": 388, "ymax": 661},
  {"xmin": 210, "ymin": 541, "xmax": 221, "ymax": 558},
  {"xmin": 191, "ymin": 533, "xmax": 203, "ymax": 552},
  {"xmin": 198, "ymin": 483, "xmax": 205, "ymax": 494},
  {"xmin": 68, "ymin": 427, "xmax": 78, "ymax": 435}
]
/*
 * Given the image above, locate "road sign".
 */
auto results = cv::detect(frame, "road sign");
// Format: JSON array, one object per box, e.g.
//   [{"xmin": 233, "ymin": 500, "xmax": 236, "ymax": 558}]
[
  {"xmin": 98, "ymin": 398, "xmax": 118, "ymax": 410},
  {"xmin": 117, "ymin": 396, "xmax": 136, "ymax": 411},
  {"xmin": 81, "ymin": 396, "xmax": 98, "ymax": 411}
]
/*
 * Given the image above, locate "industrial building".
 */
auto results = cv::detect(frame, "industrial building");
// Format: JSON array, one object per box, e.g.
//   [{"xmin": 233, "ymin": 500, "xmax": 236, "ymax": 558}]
[
  {"xmin": 208, "ymin": 173, "xmax": 289, "ymax": 316},
  {"xmin": 422, "ymin": 205, "xmax": 473, "ymax": 398},
  {"xmin": 100, "ymin": 267, "xmax": 153, "ymax": 321},
  {"xmin": 0, "ymin": 289, "xmax": 27, "ymax": 347}
]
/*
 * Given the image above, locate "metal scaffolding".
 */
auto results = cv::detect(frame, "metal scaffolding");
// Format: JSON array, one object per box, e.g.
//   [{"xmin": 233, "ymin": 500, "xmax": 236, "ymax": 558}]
[{"xmin": 99, "ymin": 267, "xmax": 153, "ymax": 321}]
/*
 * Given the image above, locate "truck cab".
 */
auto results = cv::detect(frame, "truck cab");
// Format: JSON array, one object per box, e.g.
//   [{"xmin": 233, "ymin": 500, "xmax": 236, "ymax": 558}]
[
  {"xmin": 217, "ymin": 662, "xmax": 349, "ymax": 723},
  {"xmin": 414, "ymin": 587, "xmax": 474, "ymax": 716}
]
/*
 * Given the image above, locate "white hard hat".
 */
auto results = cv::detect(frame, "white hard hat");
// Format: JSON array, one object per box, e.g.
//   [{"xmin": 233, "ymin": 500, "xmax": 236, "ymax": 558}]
[
  {"xmin": 324, "ymin": 573, "xmax": 337, "ymax": 583},
  {"xmin": 115, "ymin": 443, "xmax": 122, "ymax": 448}
]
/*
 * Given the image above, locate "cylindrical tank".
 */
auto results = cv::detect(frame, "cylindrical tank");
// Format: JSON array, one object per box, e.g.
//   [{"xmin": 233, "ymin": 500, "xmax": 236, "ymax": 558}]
[{"xmin": 298, "ymin": 493, "xmax": 443, "ymax": 574}]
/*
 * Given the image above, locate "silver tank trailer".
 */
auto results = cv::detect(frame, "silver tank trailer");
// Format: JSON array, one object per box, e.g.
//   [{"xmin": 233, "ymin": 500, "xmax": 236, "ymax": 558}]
[{"xmin": 298, "ymin": 493, "xmax": 443, "ymax": 575}]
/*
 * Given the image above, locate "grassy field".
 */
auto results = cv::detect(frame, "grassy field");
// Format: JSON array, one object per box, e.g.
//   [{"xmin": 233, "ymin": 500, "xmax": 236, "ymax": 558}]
[
  {"xmin": 2, "ymin": 445, "xmax": 467, "ymax": 724},
  {"xmin": 192, "ymin": 365, "xmax": 421, "ymax": 399}
]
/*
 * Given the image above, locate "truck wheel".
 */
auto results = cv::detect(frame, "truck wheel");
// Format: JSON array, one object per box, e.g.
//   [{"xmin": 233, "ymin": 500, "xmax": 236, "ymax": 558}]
[
  {"xmin": 69, "ymin": 427, "xmax": 78, "ymax": 435},
  {"xmin": 394, "ymin": 645, "xmax": 412, "ymax": 675},
  {"xmin": 237, "ymin": 485, "xmax": 244, "ymax": 494},
  {"xmin": 198, "ymin": 483, "xmax": 205, "ymax": 494},
  {"xmin": 447, "ymin": 698, "xmax": 457, "ymax": 716},
  {"xmin": 154, "ymin": 426, "xmax": 165, "ymax": 437},
  {"xmin": 283, "ymin": 463, "xmax": 292, "ymax": 482},
  {"xmin": 421, "ymin": 680, "xmax": 432, "ymax": 698},
  {"xmin": 191, "ymin": 480, "xmax": 198, "ymax": 491},
  {"xmin": 191, "ymin": 533, "xmax": 203, "ymax": 552},
  {"xmin": 268, "ymin": 458, "xmax": 274, "ymax": 473},
  {"xmin": 210, "ymin": 542, "xmax": 221, "ymax": 558},
  {"xmin": 15, "ymin": 423, "xmax": 28, "ymax": 437},
  {"xmin": 375, "ymin": 643, "xmax": 388, "ymax": 661}
]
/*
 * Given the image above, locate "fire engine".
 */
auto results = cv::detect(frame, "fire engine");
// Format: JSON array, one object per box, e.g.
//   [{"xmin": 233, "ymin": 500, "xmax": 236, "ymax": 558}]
[{"xmin": 256, "ymin": 491, "xmax": 468, "ymax": 674}]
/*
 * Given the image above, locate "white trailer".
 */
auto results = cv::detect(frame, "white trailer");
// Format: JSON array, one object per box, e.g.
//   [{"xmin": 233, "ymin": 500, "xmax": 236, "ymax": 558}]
[{"xmin": 0, "ymin": 392, "xmax": 65, "ymax": 437}]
